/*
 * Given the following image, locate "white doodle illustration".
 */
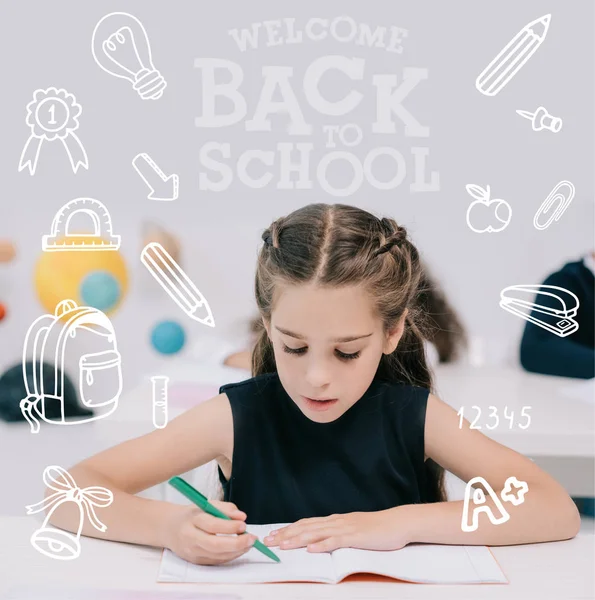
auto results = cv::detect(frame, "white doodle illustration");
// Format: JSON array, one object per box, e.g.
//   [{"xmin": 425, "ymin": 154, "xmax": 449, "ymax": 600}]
[
  {"xmin": 500, "ymin": 284, "xmax": 579, "ymax": 337},
  {"xmin": 132, "ymin": 153, "xmax": 179, "ymax": 201},
  {"xmin": 151, "ymin": 375, "xmax": 169, "ymax": 429},
  {"xmin": 465, "ymin": 184, "xmax": 512, "ymax": 233},
  {"xmin": 42, "ymin": 198, "xmax": 121, "ymax": 252},
  {"xmin": 533, "ymin": 180, "xmax": 575, "ymax": 230},
  {"xmin": 461, "ymin": 477, "xmax": 511, "ymax": 533},
  {"xmin": 462, "ymin": 476, "xmax": 529, "ymax": 532},
  {"xmin": 516, "ymin": 106, "xmax": 562, "ymax": 133},
  {"xmin": 18, "ymin": 88, "xmax": 88, "ymax": 175},
  {"xmin": 92, "ymin": 12, "xmax": 166, "ymax": 100},
  {"xmin": 476, "ymin": 14, "xmax": 551, "ymax": 97},
  {"xmin": 20, "ymin": 299, "xmax": 122, "ymax": 433},
  {"xmin": 25, "ymin": 465, "xmax": 113, "ymax": 560},
  {"xmin": 141, "ymin": 242, "xmax": 215, "ymax": 328},
  {"xmin": 500, "ymin": 476, "xmax": 529, "ymax": 506}
]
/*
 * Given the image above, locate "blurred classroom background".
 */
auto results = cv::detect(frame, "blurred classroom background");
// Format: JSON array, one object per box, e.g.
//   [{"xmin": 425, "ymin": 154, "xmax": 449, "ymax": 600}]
[{"xmin": 0, "ymin": 0, "xmax": 593, "ymax": 533}]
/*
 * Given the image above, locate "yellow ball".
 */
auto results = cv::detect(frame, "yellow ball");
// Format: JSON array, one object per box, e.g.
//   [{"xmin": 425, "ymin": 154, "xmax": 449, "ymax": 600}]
[{"xmin": 35, "ymin": 237, "xmax": 128, "ymax": 316}]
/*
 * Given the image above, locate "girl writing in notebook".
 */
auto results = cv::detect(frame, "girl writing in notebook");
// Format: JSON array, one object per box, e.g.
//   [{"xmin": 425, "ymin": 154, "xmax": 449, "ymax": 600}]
[{"xmin": 52, "ymin": 203, "xmax": 579, "ymax": 565}]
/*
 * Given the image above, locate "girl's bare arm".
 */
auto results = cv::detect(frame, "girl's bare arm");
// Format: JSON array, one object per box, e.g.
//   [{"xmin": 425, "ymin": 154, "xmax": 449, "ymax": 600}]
[
  {"xmin": 46, "ymin": 393, "xmax": 233, "ymax": 548},
  {"xmin": 401, "ymin": 394, "xmax": 580, "ymax": 546}
]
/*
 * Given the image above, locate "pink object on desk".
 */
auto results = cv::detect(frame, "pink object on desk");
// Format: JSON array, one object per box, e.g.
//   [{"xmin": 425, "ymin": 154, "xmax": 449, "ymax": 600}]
[{"xmin": 169, "ymin": 383, "xmax": 220, "ymax": 410}]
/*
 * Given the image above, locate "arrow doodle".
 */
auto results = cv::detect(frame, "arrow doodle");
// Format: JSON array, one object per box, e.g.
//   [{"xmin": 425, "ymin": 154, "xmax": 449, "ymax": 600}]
[{"xmin": 132, "ymin": 153, "xmax": 179, "ymax": 201}]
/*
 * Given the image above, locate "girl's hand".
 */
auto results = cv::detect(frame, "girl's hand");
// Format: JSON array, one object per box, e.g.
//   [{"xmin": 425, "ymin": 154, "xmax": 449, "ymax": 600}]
[
  {"xmin": 263, "ymin": 510, "xmax": 410, "ymax": 553},
  {"xmin": 163, "ymin": 500, "xmax": 258, "ymax": 565}
]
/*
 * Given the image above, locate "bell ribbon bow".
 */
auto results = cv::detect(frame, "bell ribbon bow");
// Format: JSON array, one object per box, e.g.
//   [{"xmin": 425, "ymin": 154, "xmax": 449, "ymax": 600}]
[{"xmin": 25, "ymin": 465, "xmax": 114, "ymax": 532}]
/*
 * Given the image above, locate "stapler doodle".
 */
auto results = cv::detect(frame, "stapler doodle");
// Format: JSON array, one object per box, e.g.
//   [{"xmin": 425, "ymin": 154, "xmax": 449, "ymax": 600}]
[{"xmin": 499, "ymin": 284, "xmax": 579, "ymax": 337}]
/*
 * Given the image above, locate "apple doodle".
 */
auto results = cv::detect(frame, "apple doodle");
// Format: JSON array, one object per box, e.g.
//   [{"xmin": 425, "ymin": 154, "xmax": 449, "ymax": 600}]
[{"xmin": 465, "ymin": 184, "xmax": 512, "ymax": 234}]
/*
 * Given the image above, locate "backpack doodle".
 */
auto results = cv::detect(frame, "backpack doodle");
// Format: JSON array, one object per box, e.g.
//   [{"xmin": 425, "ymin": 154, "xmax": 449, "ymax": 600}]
[{"xmin": 20, "ymin": 299, "xmax": 122, "ymax": 433}]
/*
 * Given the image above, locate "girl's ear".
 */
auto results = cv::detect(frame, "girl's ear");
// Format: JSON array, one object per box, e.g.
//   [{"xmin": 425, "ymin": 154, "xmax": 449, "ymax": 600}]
[{"xmin": 383, "ymin": 309, "xmax": 408, "ymax": 354}]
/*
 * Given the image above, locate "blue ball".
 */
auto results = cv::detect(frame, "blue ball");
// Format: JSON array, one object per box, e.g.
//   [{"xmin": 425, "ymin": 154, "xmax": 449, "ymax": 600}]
[
  {"xmin": 151, "ymin": 320, "xmax": 186, "ymax": 355},
  {"xmin": 80, "ymin": 271, "xmax": 121, "ymax": 312}
]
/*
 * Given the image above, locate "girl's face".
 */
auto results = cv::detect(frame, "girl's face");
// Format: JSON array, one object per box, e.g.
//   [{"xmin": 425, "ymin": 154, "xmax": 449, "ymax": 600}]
[{"xmin": 265, "ymin": 283, "xmax": 405, "ymax": 423}]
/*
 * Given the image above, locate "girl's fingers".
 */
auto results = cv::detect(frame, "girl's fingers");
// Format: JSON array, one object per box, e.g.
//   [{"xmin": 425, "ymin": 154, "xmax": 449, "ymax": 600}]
[
  {"xmin": 268, "ymin": 515, "xmax": 338, "ymax": 540},
  {"xmin": 205, "ymin": 532, "xmax": 258, "ymax": 556},
  {"xmin": 190, "ymin": 536, "xmax": 252, "ymax": 565},
  {"xmin": 267, "ymin": 522, "xmax": 335, "ymax": 546},
  {"xmin": 209, "ymin": 499, "xmax": 247, "ymax": 519},
  {"xmin": 193, "ymin": 512, "xmax": 247, "ymax": 535},
  {"xmin": 281, "ymin": 525, "xmax": 345, "ymax": 548}
]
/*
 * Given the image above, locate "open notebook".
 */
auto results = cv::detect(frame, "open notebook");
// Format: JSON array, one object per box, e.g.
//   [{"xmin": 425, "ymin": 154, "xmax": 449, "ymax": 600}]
[{"xmin": 158, "ymin": 523, "xmax": 507, "ymax": 585}]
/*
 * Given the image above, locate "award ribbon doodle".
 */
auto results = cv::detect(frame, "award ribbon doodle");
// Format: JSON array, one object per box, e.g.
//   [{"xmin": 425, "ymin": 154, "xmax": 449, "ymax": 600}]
[
  {"xmin": 25, "ymin": 465, "xmax": 113, "ymax": 560},
  {"xmin": 18, "ymin": 87, "xmax": 89, "ymax": 175}
]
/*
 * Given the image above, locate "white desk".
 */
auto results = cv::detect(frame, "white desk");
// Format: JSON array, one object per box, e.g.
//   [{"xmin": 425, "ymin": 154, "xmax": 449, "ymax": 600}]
[
  {"xmin": 1, "ymin": 517, "xmax": 593, "ymax": 600},
  {"xmin": 434, "ymin": 365, "xmax": 594, "ymax": 458}
]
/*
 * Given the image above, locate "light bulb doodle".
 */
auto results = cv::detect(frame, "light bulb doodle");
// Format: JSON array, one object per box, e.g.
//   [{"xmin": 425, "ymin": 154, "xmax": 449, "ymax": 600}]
[{"xmin": 92, "ymin": 12, "xmax": 166, "ymax": 100}]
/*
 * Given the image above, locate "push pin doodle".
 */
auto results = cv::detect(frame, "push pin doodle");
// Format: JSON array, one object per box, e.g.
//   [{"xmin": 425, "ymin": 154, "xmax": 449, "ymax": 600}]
[
  {"xmin": 516, "ymin": 106, "xmax": 563, "ymax": 133},
  {"xmin": 25, "ymin": 466, "xmax": 113, "ymax": 560}
]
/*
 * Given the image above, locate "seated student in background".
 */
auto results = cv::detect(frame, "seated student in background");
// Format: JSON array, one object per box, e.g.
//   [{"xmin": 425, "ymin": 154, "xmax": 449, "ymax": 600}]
[
  {"xmin": 221, "ymin": 266, "xmax": 467, "ymax": 372},
  {"xmin": 520, "ymin": 251, "xmax": 595, "ymax": 380},
  {"xmin": 519, "ymin": 252, "xmax": 595, "ymax": 518}
]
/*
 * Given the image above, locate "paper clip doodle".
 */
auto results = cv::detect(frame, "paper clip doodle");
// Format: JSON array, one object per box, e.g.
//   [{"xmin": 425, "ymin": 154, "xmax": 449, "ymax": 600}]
[
  {"xmin": 25, "ymin": 465, "xmax": 113, "ymax": 560},
  {"xmin": 533, "ymin": 181, "xmax": 575, "ymax": 231}
]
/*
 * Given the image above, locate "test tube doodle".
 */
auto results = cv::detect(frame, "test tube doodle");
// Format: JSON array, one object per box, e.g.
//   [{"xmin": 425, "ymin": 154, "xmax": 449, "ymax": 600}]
[{"xmin": 151, "ymin": 375, "xmax": 169, "ymax": 429}]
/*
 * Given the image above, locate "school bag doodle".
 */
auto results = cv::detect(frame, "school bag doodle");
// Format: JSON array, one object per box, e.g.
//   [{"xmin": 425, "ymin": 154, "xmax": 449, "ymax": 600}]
[{"xmin": 20, "ymin": 299, "xmax": 122, "ymax": 433}]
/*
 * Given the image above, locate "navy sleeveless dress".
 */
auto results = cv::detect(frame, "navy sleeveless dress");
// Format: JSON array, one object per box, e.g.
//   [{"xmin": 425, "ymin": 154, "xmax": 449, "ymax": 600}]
[{"xmin": 218, "ymin": 372, "xmax": 434, "ymax": 524}]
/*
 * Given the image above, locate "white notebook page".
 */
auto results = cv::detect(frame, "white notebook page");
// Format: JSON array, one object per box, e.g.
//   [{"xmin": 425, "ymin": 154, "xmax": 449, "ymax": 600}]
[
  {"xmin": 158, "ymin": 523, "xmax": 506, "ymax": 585},
  {"xmin": 159, "ymin": 523, "xmax": 335, "ymax": 584},
  {"xmin": 332, "ymin": 544, "xmax": 507, "ymax": 584}
]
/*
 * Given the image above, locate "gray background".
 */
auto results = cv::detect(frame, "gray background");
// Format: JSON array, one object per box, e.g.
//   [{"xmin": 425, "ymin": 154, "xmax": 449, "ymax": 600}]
[{"xmin": 0, "ymin": 0, "xmax": 593, "ymax": 391}]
